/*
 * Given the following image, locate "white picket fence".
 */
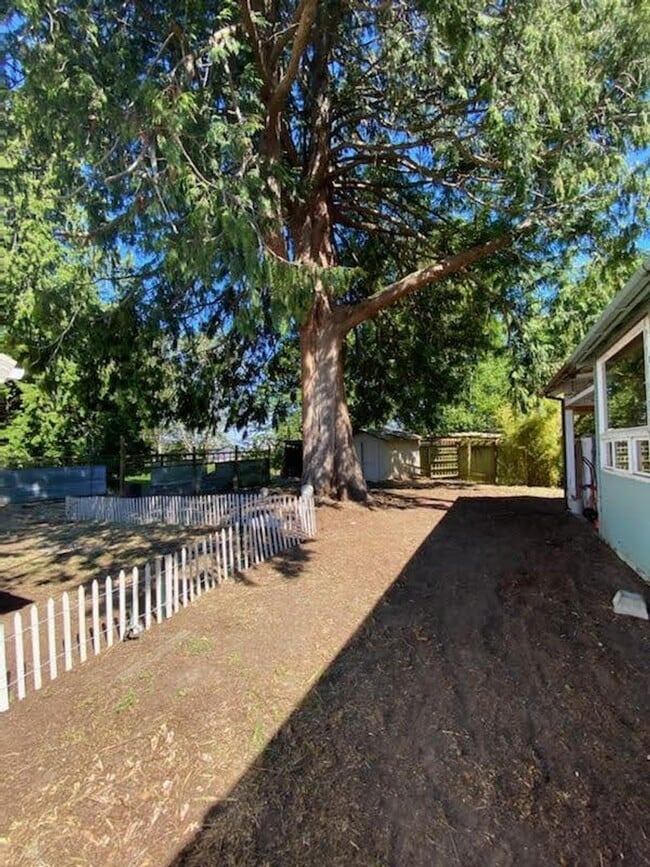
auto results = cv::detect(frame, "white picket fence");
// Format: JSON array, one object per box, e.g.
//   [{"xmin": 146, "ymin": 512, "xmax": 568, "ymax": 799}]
[
  {"xmin": 65, "ymin": 491, "xmax": 315, "ymax": 531},
  {"xmin": 0, "ymin": 492, "xmax": 316, "ymax": 712}
]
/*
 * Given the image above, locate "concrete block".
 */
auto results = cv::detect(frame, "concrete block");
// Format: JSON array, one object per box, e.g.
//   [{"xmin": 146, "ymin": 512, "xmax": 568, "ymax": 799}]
[{"xmin": 612, "ymin": 590, "xmax": 649, "ymax": 620}]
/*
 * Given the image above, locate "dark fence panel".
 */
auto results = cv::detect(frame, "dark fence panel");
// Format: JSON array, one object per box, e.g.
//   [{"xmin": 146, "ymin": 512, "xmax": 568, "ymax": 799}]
[
  {"xmin": 150, "ymin": 457, "xmax": 270, "ymax": 495},
  {"xmin": 0, "ymin": 465, "xmax": 107, "ymax": 504}
]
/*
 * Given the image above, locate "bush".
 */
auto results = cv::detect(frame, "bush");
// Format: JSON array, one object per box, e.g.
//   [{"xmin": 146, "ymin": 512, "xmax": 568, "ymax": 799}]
[{"xmin": 497, "ymin": 401, "xmax": 562, "ymax": 487}]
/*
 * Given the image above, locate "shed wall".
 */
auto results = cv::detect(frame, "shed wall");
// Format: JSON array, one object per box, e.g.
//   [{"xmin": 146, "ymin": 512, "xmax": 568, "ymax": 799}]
[{"xmin": 354, "ymin": 434, "xmax": 420, "ymax": 482}]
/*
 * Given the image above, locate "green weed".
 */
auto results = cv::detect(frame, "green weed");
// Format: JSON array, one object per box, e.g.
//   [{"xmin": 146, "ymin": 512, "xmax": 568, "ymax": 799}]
[
  {"xmin": 182, "ymin": 635, "xmax": 215, "ymax": 656},
  {"xmin": 115, "ymin": 687, "xmax": 138, "ymax": 713}
]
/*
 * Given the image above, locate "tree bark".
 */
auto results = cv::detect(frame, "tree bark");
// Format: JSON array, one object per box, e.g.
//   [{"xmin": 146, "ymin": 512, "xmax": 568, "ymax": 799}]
[{"xmin": 300, "ymin": 305, "xmax": 367, "ymax": 500}]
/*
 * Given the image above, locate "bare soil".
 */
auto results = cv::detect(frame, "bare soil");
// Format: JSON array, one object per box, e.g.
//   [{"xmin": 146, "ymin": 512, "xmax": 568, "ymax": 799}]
[{"xmin": 0, "ymin": 484, "xmax": 648, "ymax": 867}]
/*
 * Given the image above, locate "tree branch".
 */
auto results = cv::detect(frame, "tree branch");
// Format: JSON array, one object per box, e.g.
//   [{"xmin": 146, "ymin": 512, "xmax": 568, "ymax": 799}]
[
  {"xmin": 335, "ymin": 226, "xmax": 531, "ymax": 333},
  {"xmin": 104, "ymin": 150, "xmax": 145, "ymax": 184},
  {"xmin": 238, "ymin": 0, "xmax": 271, "ymax": 86},
  {"xmin": 268, "ymin": 0, "xmax": 318, "ymax": 114}
]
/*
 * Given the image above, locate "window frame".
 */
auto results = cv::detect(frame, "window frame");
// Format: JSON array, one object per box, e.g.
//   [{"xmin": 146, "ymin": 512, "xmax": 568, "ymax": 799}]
[{"xmin": 597, "ymin": 316, "xmax": 650, "ymax": 482}]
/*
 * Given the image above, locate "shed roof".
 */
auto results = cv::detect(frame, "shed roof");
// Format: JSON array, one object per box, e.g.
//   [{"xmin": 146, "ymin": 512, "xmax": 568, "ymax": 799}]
[
  {"xmin": 356, "ymin": 427, "xmax": 421, "ymax": 443},
  {"xmin": 545, "ymin": 259, "xmax": 650, "ymax": 398}
]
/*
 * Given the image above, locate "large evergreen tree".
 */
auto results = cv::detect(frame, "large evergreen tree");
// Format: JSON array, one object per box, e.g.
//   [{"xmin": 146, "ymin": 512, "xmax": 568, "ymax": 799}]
[{"xmin": 4, "ymin": 1, "xmax": 648, "ymax": 496}]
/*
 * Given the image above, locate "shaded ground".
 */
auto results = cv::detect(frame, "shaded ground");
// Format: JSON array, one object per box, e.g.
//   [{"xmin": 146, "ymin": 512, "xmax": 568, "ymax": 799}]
[
  {"xmin": 0, "ymin": 500, "xmax": 212, "ymax": 622},
  {"xmin": 0, "ymin": 485, "xmax": 648, "ymax": 866}
]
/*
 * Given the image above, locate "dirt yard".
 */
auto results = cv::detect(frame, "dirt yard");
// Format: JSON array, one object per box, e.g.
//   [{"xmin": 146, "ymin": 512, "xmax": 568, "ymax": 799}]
[
  {"xmin": 0, "ymin": 484, "xmax": 648, "ymax": 867},
  {"xmin": 0, "ymin": 501, "xmax": 207, "ymax": 623}
]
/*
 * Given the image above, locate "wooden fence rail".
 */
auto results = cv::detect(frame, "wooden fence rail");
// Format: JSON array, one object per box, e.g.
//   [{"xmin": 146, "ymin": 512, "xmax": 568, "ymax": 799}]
[{"xmin": 1, "ymin": 492, "xmax": 316, "ymax": 713}]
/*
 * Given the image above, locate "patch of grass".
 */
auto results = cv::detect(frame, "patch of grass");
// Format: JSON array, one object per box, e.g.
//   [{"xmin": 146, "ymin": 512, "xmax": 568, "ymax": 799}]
[
  {"xmin": 226, "ymin": 649, "xmax": 243, "ymax": 665},
  {"xmin": 175, "ymin": 686, "xmax": 191, "ymax": 699},
  {"xmin": 182, "ymin": 635, "xmax": 215, "ymax": 656},
  {"xmin": 135, "ymin": 668, "xmax": 156, "ymax": 695},
  {"xmin": 249, "ymin": 717, "xmax": 266, "ymax": 752},
  {"xmin": 115, "ymin": 687, "xmax": 138, "ymax": 713}
]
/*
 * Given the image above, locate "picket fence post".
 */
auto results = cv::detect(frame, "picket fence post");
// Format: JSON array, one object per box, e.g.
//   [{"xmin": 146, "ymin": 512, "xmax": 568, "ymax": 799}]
[
  {"xmin": 92, "ymin": 580, "xmax": 101, "ymax": 655},
  {"xmin": 105, "ymin": 577, "xmax": 114, "ymax": 648},
  {"xmin": 14, "ymin": 612, "xmax": 26, "ymax": 700},
  {"xmin": 144, "ymin": 563, "xmax": 152, "ymax": 629},
  {"xmin": 164, "ymin": 555, "xmax": 173, "ymax": 620},
  {"xmin": 30, "ymin": 605, "xmax": 42, "ymax": 690},
  {"xmin": 131, "ymin": 566, "xmax": 139, "ymax": 628},
  {"xmin": 47, "ymin": 598, "xmax": 57, "ymax": 681},
  {"xmin": 181, "ymin": 549, "xmax": 188, "ymax": 606},
  {"xmin": 62, "ymin": 592, "xmax": 73, "ymax": 672},
  {"xmin": 118, "ymin": 571, "xmax": 127, "ymax": 641},
  {"xmin": 156, "ymin": 557, "xmax": 163, "ymax": 624},
  {"xmin": 78, "ymin": 586, "xmax": 87, "ymax": 664},
  {"xmin": 0, "ymin": 624, "xmax": 9, "ymax": 712}
]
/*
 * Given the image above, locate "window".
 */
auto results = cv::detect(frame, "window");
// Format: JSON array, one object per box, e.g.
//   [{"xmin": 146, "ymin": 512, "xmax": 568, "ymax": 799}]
[
  {"xmin": 598, "ymin": 318, "xmax": 650, "ymax": 480},
  {"xmin": 604, "ymin": 332, "xmax": 647, "ymax": 429},
  {"xmin": 635, "ymin": 438, "xmax": 650, "ymax": 474},
  {"xmin": 614, "ymin": 440, "xmax": 630, "ymax": 470}
]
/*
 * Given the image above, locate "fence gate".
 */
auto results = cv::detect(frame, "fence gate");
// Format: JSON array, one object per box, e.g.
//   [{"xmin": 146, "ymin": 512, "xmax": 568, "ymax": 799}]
[{"xmin": 420, "ymin": 439, "xmax": 460, "ymax": 478}]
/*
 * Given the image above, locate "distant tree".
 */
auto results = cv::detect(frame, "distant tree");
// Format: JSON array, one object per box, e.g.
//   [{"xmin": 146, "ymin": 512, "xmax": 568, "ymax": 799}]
[
  {"xmin": 437, "ymin": 351, "xmax": 511, "ymax": 434},
  {"xmin": 5, "ymin": 1, "xmax": 648, "ymax": 496},
  {"xmin": 154, "ymin": 422, "xmax": 232, "ymax": 455},
  {"xmin": 506, "ymin": 249, "xmax": 648, "ymax": 405}
]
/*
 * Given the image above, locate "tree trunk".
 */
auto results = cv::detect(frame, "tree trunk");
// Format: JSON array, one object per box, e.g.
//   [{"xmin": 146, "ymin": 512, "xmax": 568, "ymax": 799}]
[{"xmin": 300, "ymin": 307, "xmax": 367, "ymax": 500}]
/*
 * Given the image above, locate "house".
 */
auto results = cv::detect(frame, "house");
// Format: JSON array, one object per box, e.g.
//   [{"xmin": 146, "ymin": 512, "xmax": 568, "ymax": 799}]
[
  {"xmin": 545, "ymin": 260, "xmax": 650, "ymax": 580},
  {"xmin": 353, "ymin": 428, "xmax": 421, "ymax": 482}
]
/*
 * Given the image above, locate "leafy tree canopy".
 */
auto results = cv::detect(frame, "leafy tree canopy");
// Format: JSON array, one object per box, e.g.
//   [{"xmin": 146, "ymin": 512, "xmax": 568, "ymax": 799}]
[{"xmin": 2, "ymin": 1, "xmax": 648, "ymax": 492}]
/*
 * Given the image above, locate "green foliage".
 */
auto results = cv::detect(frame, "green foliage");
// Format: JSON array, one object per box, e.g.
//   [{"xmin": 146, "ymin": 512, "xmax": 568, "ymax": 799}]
[
  {"xmin": 7, "ymin": 0, "xmax": 648, "ymax": 310},
  {"xmin": 0, "ymin": 377, "xmax": 87, "ymax": 465},
  {"xmin": 346, "ymin": 264, "xmax": 501, "ymax": 432},
  {"xmin": 3, "ymin": 0, "xmax": 648, "ymax": 476},
  {"xmin": 505, "ymin": 250, "xmax": 647, "ymax": 405},
  {"xmin": 438, "ymin": 352, "xmax": 511, "ymax": 434},
  {"xmin": 497, "ymin": 401, "xmax": 562, "ymax": 488}
]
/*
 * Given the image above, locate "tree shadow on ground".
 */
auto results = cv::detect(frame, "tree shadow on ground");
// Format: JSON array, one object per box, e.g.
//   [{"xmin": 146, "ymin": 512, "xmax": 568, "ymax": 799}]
[
  {"xmin": 234, "ymin": 542, "xmax": 314, "ymax": 584},
  {"xmin": 0, "ymin": 501, "xmax": 207, "ymax": 594},
  {"xmin": 171, "ymin": 495, "xmax": 649, "ymax": 867},
  {"xmin": 0, "ymin": 589, "xmax": 33, "ymax": 615},
  {"xmin": 367, "ymin": 489, "xmax": 454, "ymax": 512}
]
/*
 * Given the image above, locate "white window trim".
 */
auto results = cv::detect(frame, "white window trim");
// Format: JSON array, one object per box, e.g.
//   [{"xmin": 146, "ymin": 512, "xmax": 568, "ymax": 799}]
[{"xmin": 596, "ymin": 315, "xmax": 650, "ymax": 483}]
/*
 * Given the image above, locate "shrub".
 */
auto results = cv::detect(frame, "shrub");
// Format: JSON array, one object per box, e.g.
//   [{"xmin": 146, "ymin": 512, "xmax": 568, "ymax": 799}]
[{"xmin": 497, "ymin": 401, "xmax": 562, "ymax": 487}]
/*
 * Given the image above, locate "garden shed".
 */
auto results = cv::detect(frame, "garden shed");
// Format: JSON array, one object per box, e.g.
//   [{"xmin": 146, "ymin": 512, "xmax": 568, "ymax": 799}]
[
  {"xmin": 546, "ymin": 260, "xmax": 650, "ymax": 580},
  {"xmin": 353, "ymin": 428, "xmax": 421, "ymax": 483}
]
